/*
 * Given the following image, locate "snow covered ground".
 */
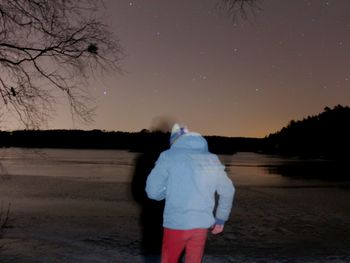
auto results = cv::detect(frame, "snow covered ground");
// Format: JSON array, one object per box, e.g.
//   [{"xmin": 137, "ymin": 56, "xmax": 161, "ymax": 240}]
[{"xmin": 1, "ymin": 149, "xmax": 350, "ymax": 262}]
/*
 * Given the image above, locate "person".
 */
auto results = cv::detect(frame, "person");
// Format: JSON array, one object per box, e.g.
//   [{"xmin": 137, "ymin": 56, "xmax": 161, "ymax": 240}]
[{"xmin": 146, "ymin": 123, "xmax": 235, "ymax": 263}]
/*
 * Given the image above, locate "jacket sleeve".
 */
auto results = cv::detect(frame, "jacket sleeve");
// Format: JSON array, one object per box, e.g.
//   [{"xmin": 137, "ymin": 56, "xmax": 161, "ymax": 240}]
[
  {"xmin": 215, "ymin": 164, "xmax": 235, "ymax": 224},
  {"xmin": 145, "ymin": 152, "xmax": 169, "ymax": 201}
]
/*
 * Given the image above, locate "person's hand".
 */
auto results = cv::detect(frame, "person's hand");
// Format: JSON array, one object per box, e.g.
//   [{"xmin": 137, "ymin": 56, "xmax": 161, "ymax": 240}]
[{"xmin": 211, "ymin": 224, "xmax": 224, "ymax": 235}]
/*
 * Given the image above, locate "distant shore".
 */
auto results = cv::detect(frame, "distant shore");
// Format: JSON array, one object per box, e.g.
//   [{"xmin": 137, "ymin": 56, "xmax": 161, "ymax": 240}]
[{"xmin": 0, "ymin": 129, "xmax": 261, "ymax": 154}]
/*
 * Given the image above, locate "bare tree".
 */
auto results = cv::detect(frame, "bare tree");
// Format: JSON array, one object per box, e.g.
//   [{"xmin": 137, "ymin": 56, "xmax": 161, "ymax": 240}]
[
  {"xmin": 0, "ymin": 0, "xmax": 123, "ymax": 128},
  {"xmin": 217, "ymin": 0, "xmax": 262, "ymax": 21}
]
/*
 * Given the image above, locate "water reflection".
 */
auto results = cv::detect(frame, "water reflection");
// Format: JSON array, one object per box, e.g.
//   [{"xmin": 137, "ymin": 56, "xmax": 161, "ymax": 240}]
[
  {"xmin": 224, "ymin": 152, "xmax": 350, "ymax": 187},
  {"xmin": 265, "ymin": 160, "xmax": 348, "ymax": 181}
]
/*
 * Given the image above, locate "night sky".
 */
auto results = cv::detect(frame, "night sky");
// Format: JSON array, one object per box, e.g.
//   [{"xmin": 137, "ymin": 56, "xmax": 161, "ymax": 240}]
[{"xmin": 50, "ymin": 0, "xmax": 350, "ymax": 138}]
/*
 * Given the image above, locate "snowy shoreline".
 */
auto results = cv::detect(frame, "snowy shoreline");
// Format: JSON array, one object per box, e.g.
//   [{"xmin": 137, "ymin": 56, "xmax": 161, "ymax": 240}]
[
  {"xmin": 1, "ymin": 149, "xmax": 350, "ymax": 262},
  {"xmin": 1, "ymin": 174, "xmax": 350, "ymax": 262}
]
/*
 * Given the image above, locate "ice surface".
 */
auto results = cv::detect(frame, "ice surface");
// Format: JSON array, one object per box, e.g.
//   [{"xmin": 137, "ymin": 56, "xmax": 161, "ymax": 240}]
[{"xmin": 1, "ymin": 148, "xmax": 349, "ymax": 262}]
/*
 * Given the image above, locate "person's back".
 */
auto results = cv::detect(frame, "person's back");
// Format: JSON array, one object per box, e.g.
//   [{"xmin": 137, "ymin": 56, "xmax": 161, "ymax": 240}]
[{"xmin": 146, "ymin": 124, "xmax": 235, "ymax": 263}]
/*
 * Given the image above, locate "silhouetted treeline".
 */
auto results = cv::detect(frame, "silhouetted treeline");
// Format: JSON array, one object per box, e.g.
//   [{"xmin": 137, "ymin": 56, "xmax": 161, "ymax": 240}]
[
  {"xmin": 0, "ymin": 129, "xmax": 262, "ymax": 155},
  {"xmin": 3, "ymin": 105, "xmax": 347, "ymax": 158},
  {"xmin": 264, "ymin": 105, "xmax": 350, "ymax": 160},
  {"xmin": 206, "ymin": 136, "xmax": 262, "ymax": 154},
  {"xmin": 0, "ymin": 129, "xmax": 166, "ymax": 152}
]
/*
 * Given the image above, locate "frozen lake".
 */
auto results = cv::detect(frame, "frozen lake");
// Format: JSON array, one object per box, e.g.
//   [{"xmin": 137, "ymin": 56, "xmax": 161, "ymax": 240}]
[
  {"xmin": 0, "ymin": 148, "xmax": 350, "ymax": 262},
  {"xmin": 1, "ymin": 147, "xmax": 346, "ymax": 185}
]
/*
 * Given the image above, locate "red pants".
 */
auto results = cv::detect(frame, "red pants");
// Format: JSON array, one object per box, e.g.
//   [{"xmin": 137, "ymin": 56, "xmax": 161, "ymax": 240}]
[{"xmin": 161, "ymin": 228, "xmax": 208, "ymax": 263}]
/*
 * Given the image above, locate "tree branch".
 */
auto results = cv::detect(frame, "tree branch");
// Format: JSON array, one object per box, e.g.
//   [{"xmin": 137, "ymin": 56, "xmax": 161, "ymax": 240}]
[
  {"xmin": 217, "ymin": 0, "xmax": 262, "ymax": 22},
  {"xmin": 0, "ymin": 0, "xmax": 123, "ymax": 127}
]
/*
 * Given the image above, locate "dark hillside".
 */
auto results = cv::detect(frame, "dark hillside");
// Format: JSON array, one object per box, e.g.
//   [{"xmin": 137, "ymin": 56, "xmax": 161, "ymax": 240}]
[{"xmin": 265, "ymin": 105, "xmax": 350, "ymax": 160}]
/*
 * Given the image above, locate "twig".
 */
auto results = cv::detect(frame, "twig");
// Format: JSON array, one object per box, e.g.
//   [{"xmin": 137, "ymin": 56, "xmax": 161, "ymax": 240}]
[{"xmin": 0, "ymin": 201, "xmax": 11, "ymax": 229}]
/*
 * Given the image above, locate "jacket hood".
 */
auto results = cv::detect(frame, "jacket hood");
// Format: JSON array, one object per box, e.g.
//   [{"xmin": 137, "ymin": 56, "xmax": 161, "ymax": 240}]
[{"xmin": 171, "ymin": 132, "xmax": 208, "ymax": 152}]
